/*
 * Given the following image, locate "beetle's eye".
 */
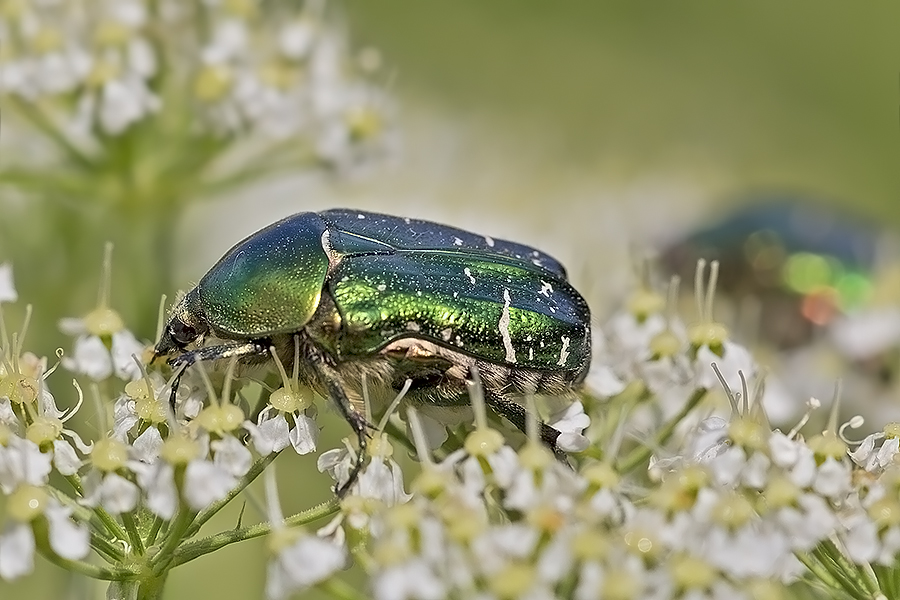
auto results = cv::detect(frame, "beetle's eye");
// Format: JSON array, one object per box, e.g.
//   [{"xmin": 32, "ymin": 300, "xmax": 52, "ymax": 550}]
[{"xmin": 170, "ymin": 320, "xmax": 198, "ymax": 347}]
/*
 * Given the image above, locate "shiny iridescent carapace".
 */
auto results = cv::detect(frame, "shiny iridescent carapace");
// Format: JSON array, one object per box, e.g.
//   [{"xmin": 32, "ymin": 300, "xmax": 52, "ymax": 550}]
[{"xmin": 155, "ymin": 209, "xmax": 592, "ymax": 494}]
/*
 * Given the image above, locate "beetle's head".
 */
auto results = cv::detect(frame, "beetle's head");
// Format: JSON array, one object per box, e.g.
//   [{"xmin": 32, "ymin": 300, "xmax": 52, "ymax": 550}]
[{"xmin": 152, "ymin": 290, "xmax": 210, "ymax": 362}]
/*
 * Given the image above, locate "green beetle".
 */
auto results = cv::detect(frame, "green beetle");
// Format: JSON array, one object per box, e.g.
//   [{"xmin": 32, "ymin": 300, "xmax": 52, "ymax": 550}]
[{"xmin": 154, "ymin": 209, "xmax": 591, "ymax": 494}]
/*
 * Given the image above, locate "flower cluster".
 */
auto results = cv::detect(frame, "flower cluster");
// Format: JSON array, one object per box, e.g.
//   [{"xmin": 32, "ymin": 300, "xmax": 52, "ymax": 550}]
[
  {"xmin": 0, "ymin": 0, "xmax": 394, "ymax": 170},
  {"xmin": 5, "ymin": 249, "xmax": 900, "ymax": 600}
]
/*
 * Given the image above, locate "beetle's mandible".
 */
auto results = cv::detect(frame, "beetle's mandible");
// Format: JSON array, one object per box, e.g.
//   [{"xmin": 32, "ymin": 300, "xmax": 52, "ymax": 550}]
[{"xmin": 153, "ymin": 209, "xmax": 592, "ymax": 495}]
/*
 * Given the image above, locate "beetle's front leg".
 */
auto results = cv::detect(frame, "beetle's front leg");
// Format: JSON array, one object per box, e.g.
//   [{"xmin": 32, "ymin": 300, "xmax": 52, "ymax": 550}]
[{"xmin": 167, "ymin": 341, "xmax": 271, "ymax": 410}]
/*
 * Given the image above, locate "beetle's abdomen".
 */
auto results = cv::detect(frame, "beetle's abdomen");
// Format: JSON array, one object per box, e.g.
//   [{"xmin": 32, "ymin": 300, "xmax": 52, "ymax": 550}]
[
  {"xmin": 198, "ymin": 213, "xmax": 331, "ymax": 338},
  {"xmin": 328, "ymin": 251, "xmax": 591, "ymax": 373}
]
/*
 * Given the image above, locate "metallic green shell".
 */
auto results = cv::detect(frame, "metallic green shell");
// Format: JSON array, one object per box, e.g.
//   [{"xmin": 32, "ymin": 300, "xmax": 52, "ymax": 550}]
[
  {"xmin": 328, "ymin": 253, "xmax": 589, "ymax": 371},
  {"xmin": 319, "ymin": 209, "xmax": 591, "ymax": 372},
  {"xmin": 197, "ymin": 213, "xmax": 330, "ymax": 338}
]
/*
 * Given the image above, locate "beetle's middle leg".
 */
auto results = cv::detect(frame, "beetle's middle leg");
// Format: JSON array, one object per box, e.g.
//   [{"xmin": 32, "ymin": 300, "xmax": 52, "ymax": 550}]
[{"xmin": 480, "ymin": 388, "xmax": 565, "ymax": 456}]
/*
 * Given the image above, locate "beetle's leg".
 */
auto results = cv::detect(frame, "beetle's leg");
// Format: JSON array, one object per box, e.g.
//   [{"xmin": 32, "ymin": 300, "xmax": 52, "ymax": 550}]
[
  {"xmin": 481, "ymin": 389, "xmax": 566, "ymax": 457},
  {"xmin": 167, "ymin": 341, "xmax": 271, "ymax": 410},
  {"xmin": 323, "ymin": 378, "xmax": 370, "ymax": 497}
]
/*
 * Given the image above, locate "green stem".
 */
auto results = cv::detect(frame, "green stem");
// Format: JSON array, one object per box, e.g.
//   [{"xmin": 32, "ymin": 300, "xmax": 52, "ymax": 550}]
[
  {"xmin": 146, "ymin": 516, "xmax": 165, "ymax": 547},
  {"xmin": 812, "ymin": 545, "xmax": 869, "ymax": 600},
  {"xmin": 616, "ymin": 387, "xmax": 707, "ymax": 474},
  {"xmin": 122, "ymin": 512, "xmax": 146, "ymax": 556},
  {"xmin": 150, "ymin": 508, "xmax": 195, "ymax": 576},
  {"xmin": 66, "ymin": 474, "xmax": 129, "ymax": 542},
  {"xmin": 317, "ymin": 577, "xmax": 369, "ymax": 600},
  {"xmin": 171, "ymin": 499, "xmax": 340, "ymax": 567},
  {"xmin": 184, "ymin": 451, "xmax": 280, "ymax": 538},
  {"xmin": 91, "ymin": 532, "xmax": 126, "ymax": 563}
]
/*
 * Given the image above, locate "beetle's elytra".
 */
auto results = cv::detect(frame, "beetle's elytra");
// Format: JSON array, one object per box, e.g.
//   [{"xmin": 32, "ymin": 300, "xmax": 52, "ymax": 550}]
[{"xmin": 154, "ymin": 209, "xmax": 592, "ymax": 495}]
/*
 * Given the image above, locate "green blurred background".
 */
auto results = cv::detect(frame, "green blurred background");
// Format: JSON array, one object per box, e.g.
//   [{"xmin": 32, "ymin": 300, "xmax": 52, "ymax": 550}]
[{"xmin": 3, "ymin": 1, "xmax": 899, "ymax": 597}]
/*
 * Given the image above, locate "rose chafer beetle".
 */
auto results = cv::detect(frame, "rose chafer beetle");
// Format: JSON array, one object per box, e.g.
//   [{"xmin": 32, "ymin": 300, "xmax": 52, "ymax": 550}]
[{"xmin": 153, "ymin": 209, "xmax": 592, "ymax": 494}]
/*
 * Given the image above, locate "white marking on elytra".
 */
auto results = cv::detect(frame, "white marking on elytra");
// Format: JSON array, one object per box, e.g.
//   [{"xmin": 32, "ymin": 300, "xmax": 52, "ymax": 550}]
[
  {"xmin": 499, "ymin": 288, "xmax": 516, "ymax": 364},
  {"xmin": 464, "ymin": 267, "xmax": 476, "ymax": 284},
  {"xmin": 406, "ymin": 322, "xmax": 421, "ymax": 332},
  {"xmin": 484, "ymin": 236, "xmax": 495, "ymax": 247},
  {"xmin": 539, "ymin": 280, "xmax": 553, "ymax": 297},
  {"xmin": 441, "ymin": 328, "xmax": 452, "ymax": 341},
  {"xmin": 558, "ymin": 336, "xmax": 571, "ymax": 366},
  {"xmin": 453, "ymin": 237, "xmax": 464, "ymax": 246},
  {"xmin": 320, "ymin": 230, "xmax": 341, "ymax": 271},
  {"xmin": 357, "ymin": 214, "xmax": 366, "ymax": 219},
  {"xmin": 376, "ymin": 284, "xmax": 387, "ymax": 292}
]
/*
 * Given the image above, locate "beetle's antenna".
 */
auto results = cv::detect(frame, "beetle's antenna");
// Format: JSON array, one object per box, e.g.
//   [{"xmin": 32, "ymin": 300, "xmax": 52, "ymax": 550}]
[{"xmin": 378, "ymin": 378, "xmax": 412, "ymax": 433}]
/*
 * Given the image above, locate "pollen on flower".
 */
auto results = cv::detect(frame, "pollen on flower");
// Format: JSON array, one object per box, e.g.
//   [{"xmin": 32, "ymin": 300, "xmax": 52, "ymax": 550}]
[
  {"xmin": 25, "ymin": 416, "xmax": 62, "ymax": 447},
  {"xmin": 463, "ymin": 427, "xmax": 504, "ymax": 457},
  {"xmin": 161, "ymin": 435, "xmax": 200, "ymax": 466},
  {"xmin": 92, "ymin": 437, "xmax": 129, "ymax": 472},
  {"xmin": 712, "ymin": 492, "xmax": 755, "ymax": 529},
  {"xmin": 7, "ymin": 485, "xmax": 48, "ymax": 523}
]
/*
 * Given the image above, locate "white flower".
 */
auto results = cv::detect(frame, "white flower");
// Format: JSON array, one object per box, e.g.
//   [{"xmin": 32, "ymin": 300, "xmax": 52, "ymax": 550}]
[
  {"xmin": 693, "ymin": 342, "xmax": 756, "ymax": 392},
  {"xmin": 0, "ymin": 521, "xmax": 35, "ymax": 581},
  {"xmin": 0, "ymin": 437, "xmax": 52, "ymax": 494},
  {"xmin": 372, "ymin": 559, "xmax": 446, "ymax": 600},
  {"xmin": 132, "ymin": 461, "xmax": 178, "ymax": 519},
  {"xmin": 82, "ymin": 471, "xmax": 140, "ymax": 515},
  {"xmin": 0, "ymin": 496, "xmax": 89, "ymax": 581},
  {"xmin": 183, "ymin": 459, "xmax": 237, "ymax": 511},
  {"xmin": 842, "ymin": 513, "xmax": 880, "ymax": 563},
  {"xmin": 0, "ymin": 263, "xmax": 17, "ymax": 303},
  {"xmin": 546, "ymin": 400, "xmax": 591, "ymax": 452},
  {"xmin": 244, "ymin": 408, "xmax": 292, "ymax": 455},
  {"xmin": 211, "ymin": 435, "xmax": 252, "ymax": 478},
  {"xmin": 265, "ymin": 467, "xmax": 345, "ymax": 600},
  {"xmin": 812, "ymin": 457, "xmax": 852, "ymax": 500},
  {"xmin": 266, "ymin": 534, "xmax": 345, "ymax": 600},
  {"xmin": 356, "ymin": 455, "xmax": 411, "ymax": 506},
  {"xmin": 319, "ymin": 443, "xmax": 410, "ymax": 506},
  {"xmin": 850, "ymin": 432, "xmax": 899, "ymax": 473},
  {"xmin": 583, "ymin": 363, "xmax": 626, "ymax": 399},
  {"xmin": 60, "ymin": 328, "xmax": 145, "ymax": 382},
  {"xmin": 131, "ymin": 426, "xmax": 164, "ymax": 463}
]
